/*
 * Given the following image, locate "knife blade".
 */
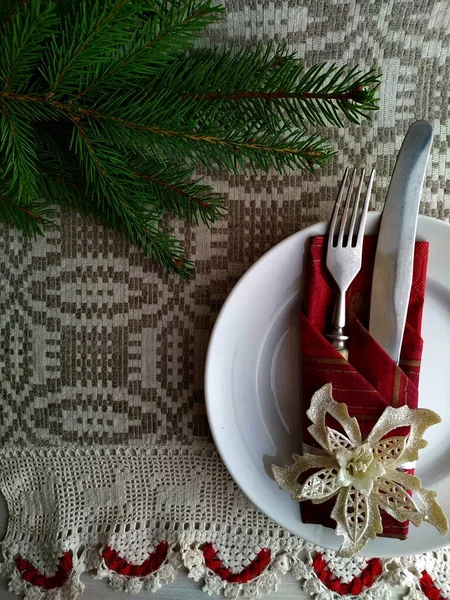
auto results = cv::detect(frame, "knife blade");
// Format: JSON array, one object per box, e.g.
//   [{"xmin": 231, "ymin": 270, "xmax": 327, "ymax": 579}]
[{"xmin": 369, "ymin": 120, "xmax": 433, "ymax": 363}]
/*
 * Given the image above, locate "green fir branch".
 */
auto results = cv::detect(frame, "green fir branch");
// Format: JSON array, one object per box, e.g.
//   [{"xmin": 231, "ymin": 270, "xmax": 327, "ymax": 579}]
[
  {"xmin": 133, "ymin": 161, "xmax": 224, "ymax": 225},
  {"xmin": 0, "ymin": 0, "xmax": 381, "ymax": 277},
  {"xmin": 0, "ymin": 89, "xmax": 336, "ymax": 173},
  {"xmin": 37, "ymin": 146, "xmax": 195, "ymax": 276},
  {"xmin": 44, "ymin": 0, "xmax": 142, "ymax": 96},
  {"xmin": 0, "ymin": 187, "xmax": 54, "ymax": 237},
  {"xmin": 81, "ymin": 110, "xmax": 335, "ymax": 173},
  {"xmin": 169, "ymin": 47, "xmax": 380, "ymax": 130},
  {"xmin": 70, "ymin": 121, "xmax": 194, "ymax": 275},
  {"xmin": 0, "ymin": 1, "xmax": 29, "ymax": 30},
  {"xmin": 0, "ymin": 99, "xmax": 39, "ymax": 199},
  {"xmin": 0, "ymin": 0, "xmax": 57, "ymax": 92},
  {"xmin": 72, "ymin": 0, "xmax": 224, "ymax": 103}
]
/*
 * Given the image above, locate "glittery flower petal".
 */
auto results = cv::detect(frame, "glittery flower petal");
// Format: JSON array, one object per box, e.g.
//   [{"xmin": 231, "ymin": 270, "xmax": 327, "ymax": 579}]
[
  {"xmin": 327, "ymin": 428, "xmax": 355, "ymax": 453},
  {"xmin": 301, "ymin": 467, "xmax": 342, "ymax": 503},
  {"xmin": 372, "ymin": 436, "xmax": 407, "ymax": 466},
  {"xmin": 272, "ymin": 454, "xmax": 337, "ymax": 501},
  {"xmin": 331, "ymin": 487, "xmax": 383, "ymax": 558},
  {"xmin": 306, "ymin": 384, "xmax": 362, "ymax": 452},
  {"xmin": 389, "ymin": 471, "xmax": 448, "ymax": 534},
  {"xmin": 366, "ymin": 405, "xmax": 441, "ymax": 466},
  {"xmin": 375, "ymin": 477, "xmax": 422, "ymax": 526}
]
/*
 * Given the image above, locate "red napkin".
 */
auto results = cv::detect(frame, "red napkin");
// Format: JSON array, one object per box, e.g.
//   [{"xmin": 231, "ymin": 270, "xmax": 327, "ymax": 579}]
[{"xmin": 300, "ymin": 235, "xmax": 429, "ymax": 539}]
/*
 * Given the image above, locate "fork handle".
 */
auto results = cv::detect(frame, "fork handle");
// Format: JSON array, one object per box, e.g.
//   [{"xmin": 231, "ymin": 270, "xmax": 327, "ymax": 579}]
[
  {"xmin": 325, "ymin": 326, "xmax": 349, "ymax": 360},
  {"xmin": 326, "ymin": 290, "xmax": 349, "ymax": 360}
]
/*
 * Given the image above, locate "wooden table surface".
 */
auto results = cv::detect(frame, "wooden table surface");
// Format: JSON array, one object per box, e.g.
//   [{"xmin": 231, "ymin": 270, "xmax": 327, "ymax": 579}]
[
  {"xmin": 0, "ymin": 570, "xmax": 315, "ymax": 600},
  {"xmin": 0, "ymin": 565, "xmax": 405, "ymax": 600}
]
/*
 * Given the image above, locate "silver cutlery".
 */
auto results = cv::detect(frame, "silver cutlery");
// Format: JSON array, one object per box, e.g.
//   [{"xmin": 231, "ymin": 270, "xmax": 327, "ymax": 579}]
[
  {"xmin": 369, "ymin": 120, "xmax": 433, "ymax": 363},
  {"xmin": 325, "ymin": 168, "xmax": 375, "ymax": 358}
]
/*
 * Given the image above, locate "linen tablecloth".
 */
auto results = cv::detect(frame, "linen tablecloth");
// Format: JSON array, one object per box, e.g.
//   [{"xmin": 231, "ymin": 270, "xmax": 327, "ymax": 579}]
[{"xmin": 1, "ymin": 2, "xmax": 450, "ymax": 599}]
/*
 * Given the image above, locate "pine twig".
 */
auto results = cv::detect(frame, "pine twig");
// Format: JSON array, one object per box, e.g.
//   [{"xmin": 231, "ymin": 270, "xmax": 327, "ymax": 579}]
[
  {"xmin": 134, "ymin": 166, "xmax": 224, "ymax": 225},
  {"xmin": 164, "ymin": 47, "xmax": 380, "ymax": 129},
  {"xmin": 0, "ymin": 193, "xmax": 54, "ymax": 236}
]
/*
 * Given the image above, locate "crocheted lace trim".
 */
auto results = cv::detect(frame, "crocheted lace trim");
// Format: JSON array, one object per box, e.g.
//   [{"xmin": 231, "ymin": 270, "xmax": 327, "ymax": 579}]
[{"xmin": 0, "ymin": 446, "xmax": 447, "ymax": 599}]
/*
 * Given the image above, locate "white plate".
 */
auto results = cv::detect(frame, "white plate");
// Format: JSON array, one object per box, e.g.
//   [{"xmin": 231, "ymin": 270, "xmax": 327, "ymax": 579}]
[{"xmin": 205, "ymin": 212, "xmax": 450, "ymax": 558}]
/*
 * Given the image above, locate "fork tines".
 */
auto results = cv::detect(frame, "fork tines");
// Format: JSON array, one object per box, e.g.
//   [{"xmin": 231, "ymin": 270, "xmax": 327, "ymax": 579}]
[{"xmin": 329, "ymin": 168, "xmax": 375, "ymax": 249}]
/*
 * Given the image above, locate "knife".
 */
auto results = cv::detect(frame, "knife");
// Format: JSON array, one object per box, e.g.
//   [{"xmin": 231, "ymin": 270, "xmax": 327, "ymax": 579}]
[{"xmin": 369, "ymin": 120, "xmax": 433, "ymax": 363}]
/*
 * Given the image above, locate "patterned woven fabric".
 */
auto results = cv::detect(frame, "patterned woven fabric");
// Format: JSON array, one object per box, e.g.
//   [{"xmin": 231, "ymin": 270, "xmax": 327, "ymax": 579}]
[{"xmin": 1, "ymin": 1, "xmax": 450, "ymax": 599}]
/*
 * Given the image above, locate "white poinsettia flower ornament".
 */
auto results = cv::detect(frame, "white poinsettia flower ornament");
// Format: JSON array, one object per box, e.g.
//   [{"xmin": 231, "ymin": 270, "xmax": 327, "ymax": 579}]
[{"xmin": 272, "ymin": 383, "xmax": 449, "ymax": 557}]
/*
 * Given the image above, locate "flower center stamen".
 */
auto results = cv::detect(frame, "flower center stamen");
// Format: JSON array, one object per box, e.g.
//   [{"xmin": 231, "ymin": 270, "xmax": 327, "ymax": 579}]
[{"xmin": 347, "ymin": 459, "xmax": 371, "ymax": 476}]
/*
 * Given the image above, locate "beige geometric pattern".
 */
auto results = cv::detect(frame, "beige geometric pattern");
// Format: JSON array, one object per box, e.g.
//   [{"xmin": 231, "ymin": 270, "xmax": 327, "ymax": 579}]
[
  {"xmin": 1, "ymin": 0, "xmax": 450, "ymax": 447},
  {"xmin": 1, "ymin": 3, "xmax": 450, "ymax": 599}
]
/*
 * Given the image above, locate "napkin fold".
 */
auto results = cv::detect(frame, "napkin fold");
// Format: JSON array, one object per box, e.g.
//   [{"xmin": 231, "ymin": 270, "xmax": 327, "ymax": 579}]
[{"xmin": 300, "ymin": 235, "xmax": 429, "ymax": 539}]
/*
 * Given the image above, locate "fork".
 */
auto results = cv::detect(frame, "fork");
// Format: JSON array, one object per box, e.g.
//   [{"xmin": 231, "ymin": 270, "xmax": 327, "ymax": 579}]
[{"xmin": 325, "ymin": 167, "xmax": 375, "ymax": 358}]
